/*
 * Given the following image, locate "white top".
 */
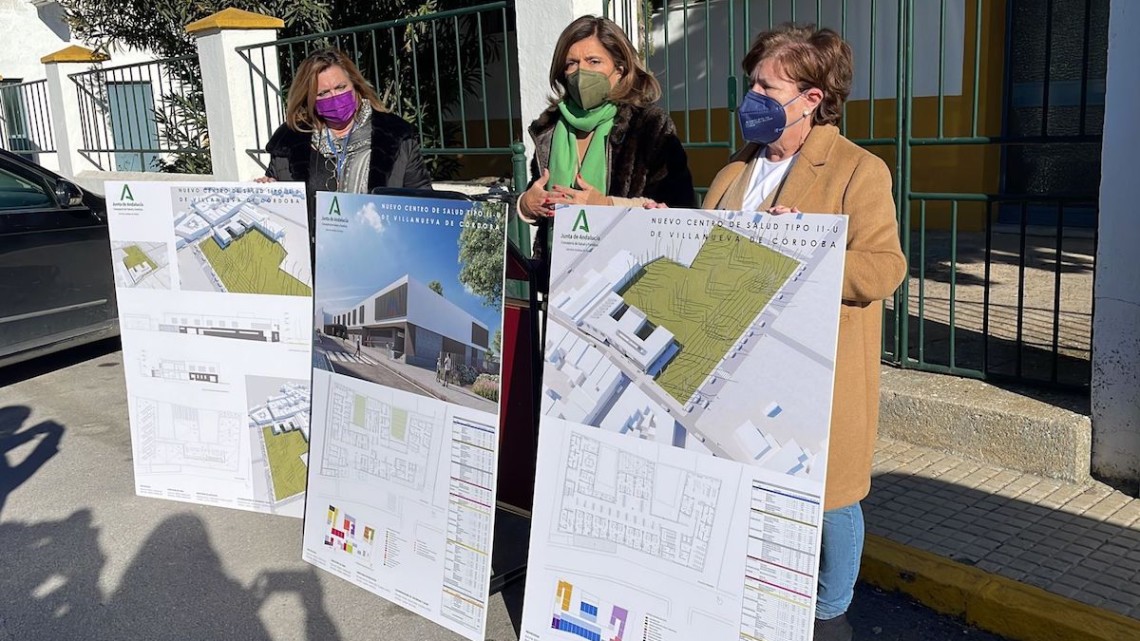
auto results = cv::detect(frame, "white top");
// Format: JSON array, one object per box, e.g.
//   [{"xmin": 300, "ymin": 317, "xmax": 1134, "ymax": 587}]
[{"xmin": 742, "ymin": 150, "xmax": 799, "ymax": 212}]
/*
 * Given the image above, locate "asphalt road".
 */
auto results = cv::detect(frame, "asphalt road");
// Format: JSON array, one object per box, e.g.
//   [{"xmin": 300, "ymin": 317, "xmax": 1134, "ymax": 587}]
[{"xmin": 0, "ymin": 341, "xmax": 1012, "ymax": 641}]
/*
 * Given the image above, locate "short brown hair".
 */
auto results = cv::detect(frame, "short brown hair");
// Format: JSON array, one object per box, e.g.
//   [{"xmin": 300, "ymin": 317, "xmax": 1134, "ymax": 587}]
[
  {"xmin": 547, "ymin": 16, "xmax": 660, "ymax": 108},
  {"xmin": 742, "ymin": 24, "xmax": 853, "ymax": 127},
  {"xmin": 285, "ymin": 48, "xmax": 385, "ymax": 132}
]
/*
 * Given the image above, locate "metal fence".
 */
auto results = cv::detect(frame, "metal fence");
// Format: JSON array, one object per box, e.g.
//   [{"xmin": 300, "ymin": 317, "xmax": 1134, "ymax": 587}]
[
  {"xmin": 0, "ymin": 79, "xmax": 55, "ymax": 161},
  {"xmin": 69, "ymin": 55, "xmax": 208, "ymax": 172},
  {"xmin": 607, "ymin": 0, "xmax": 1102, "ymax": 390},
  {"xmin": 236, "ymin": 1, "xmax": 524, "ymax": 189}
]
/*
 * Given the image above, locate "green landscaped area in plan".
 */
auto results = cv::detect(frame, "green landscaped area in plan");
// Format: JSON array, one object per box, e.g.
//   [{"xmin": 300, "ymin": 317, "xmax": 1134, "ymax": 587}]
[
  {"xmin": 122, "ymin": 245, "xmax": 157, "ymax": 271},
  {"xmin": 621, "ymin": 225, "xmax": 800, "ymax": 405},
  {"xmin": 262, "ymin": 426, "xmax": 308, "ymax": 501},
  {"xmin": 201, "ymin": 232, "xmax": 311, "ymax": 296}
]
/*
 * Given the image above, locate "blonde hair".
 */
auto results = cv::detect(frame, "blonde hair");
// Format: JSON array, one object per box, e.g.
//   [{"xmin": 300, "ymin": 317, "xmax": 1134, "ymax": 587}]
[
  {"xmin": 742, "ymin": 23, "xmax": 853, "ymax": 127},
  {"xmin": 285, "ymin": 48, "xmax": 385, "ymax": 132},
  {"xmin": 547, "ymin": 15, "xmax": 660, "ymax": 108}
]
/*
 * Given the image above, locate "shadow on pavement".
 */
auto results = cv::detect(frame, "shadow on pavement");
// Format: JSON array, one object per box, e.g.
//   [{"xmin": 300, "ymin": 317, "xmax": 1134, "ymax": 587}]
[
  {"xmin": 0, "ymin": 405, "xmax": 64, "ymax": 517},
  {"xmin": 490, "ymin": 508, "xmax": 531, "ymax": 638},
  {"xmin": 0, "ymin": 512, "xmax": 341, "ymax": 641}
]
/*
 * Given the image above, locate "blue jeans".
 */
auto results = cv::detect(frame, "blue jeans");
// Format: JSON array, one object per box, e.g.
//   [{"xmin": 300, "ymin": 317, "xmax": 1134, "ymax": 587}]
[{"xmin": 816, "ymin": 502, "xmax": 865, "ymax": 620}]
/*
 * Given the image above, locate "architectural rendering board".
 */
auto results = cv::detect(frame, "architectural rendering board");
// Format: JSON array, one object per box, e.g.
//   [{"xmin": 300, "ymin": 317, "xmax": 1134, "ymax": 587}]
[
  {"xmin": 522, "ymin": 206, "xmax": 848, "ymax": 641},
  {"xmin": 302, "ymin": 193, "xmax": 508, "ymax": 641},
  {"xmin": 106, "ymin": 181, "xmax": 313, "ymax": 517}
]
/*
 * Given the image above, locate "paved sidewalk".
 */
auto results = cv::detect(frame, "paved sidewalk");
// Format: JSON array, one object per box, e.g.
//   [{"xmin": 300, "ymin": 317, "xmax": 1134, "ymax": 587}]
[
  {"xmin": 327, "ymin": 336, "xmax": 497, "ymax": 412},
  {"xmin": 865, "ymin": 437, "xmax": 1140, "ymax": 623}
]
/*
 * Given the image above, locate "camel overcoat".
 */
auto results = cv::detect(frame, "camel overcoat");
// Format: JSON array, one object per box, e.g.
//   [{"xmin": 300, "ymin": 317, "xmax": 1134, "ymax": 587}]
[{"xmin": 704, "ymin": 124, "xmax": 907, "ymax": 510}]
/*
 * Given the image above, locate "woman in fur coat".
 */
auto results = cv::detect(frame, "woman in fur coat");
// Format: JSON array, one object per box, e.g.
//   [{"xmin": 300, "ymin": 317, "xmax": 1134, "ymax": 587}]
[{"xmin": 517, "ymin": 15, "xmax": 696, "ymax": 267}]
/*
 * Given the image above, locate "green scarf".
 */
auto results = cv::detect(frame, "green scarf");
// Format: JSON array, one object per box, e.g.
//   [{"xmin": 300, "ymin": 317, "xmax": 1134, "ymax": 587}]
[{"xmin": 548, "ymin": 100, "xmax": 618, "ymax": 194}]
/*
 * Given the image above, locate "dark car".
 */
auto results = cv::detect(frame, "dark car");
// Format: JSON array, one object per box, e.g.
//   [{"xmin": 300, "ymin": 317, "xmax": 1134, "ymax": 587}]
[{"xmin": 0, "ymin": 149, "xmax": 118, "ymax": 368}]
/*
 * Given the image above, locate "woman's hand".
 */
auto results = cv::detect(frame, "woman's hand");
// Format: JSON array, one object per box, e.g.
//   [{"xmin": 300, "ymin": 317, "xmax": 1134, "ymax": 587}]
[
  {"xmin": 254, "ymin": 176, "xmax": 277, "ymax": 184},
  {"xmin": 519, "ymin": 168, "xmax": 557, "ymax": 221},
  {"xmin": 643, "ymin": 200, "xmax": 669, "ymax": 209},
  {"xmin": 551, "ymin": 174, "xmax": 611, "ymax": 207},
  {"xmin": 768, "ymin": 205, "xmax": 801, "ymax": 215}
]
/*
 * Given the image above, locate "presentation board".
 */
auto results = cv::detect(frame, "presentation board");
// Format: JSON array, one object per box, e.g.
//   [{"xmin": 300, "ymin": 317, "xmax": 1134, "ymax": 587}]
[
  {"xmin": 521, "ymin": 205, "xmax": 848, "ymax": 641},
  {"xmin": 106, "ymin": 181, "xmax": 313, "ymax": 517},
  {"xmin": 301, "ymin": 192, "xmax": 508, "ymax": 641}
]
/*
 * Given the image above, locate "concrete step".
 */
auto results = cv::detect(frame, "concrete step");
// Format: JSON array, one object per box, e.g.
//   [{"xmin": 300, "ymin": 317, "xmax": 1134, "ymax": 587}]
[{"xmin": 877, "ymin": 366, "xmax": 1092, "ymax": 483}]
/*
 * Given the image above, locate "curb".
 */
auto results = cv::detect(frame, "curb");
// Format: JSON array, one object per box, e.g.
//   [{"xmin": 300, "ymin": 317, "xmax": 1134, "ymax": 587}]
[{"xmin": 860, "ymin": 534, "xmax": 1140, "ymax": 641}]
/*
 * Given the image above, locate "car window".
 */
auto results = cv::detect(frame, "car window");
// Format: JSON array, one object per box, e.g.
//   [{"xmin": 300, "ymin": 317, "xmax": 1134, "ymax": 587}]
[{"xmin": 0, "ymin": 165, "xmax": 53, "ymax": 211}]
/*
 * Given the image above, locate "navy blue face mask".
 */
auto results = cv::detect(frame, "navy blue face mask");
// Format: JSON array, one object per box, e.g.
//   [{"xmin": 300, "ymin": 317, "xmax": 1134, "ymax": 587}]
[{"xmin": 738, "ymin": 90, "xmax": 806, "ymax": 145}]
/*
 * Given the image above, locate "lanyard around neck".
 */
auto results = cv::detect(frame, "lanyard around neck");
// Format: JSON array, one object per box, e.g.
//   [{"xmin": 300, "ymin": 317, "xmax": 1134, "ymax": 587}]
[{"xmin": 325, "ymin": 121, "xmax": 357, "ymax": 186}]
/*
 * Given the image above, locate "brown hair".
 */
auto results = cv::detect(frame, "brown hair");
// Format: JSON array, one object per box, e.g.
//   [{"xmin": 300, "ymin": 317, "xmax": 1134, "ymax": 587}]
[
  {"xmin": 742, "ymin": 23, "xmax": 853, "ymax": 127},
  {"xmin": 285, "ymin": 48, "xmax": 385, "ymax": 132},
  {"xmin": 547, "ymin": 15, "xmax": 660, "ymax": 108}
]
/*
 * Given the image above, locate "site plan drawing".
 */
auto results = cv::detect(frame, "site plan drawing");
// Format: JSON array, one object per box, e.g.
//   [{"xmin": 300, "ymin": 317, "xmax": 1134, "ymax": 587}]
[
  {"xmin": 302, "ymin": 193, "xmax": 509, "ymax": 641},
  {"xmin": 106, "ymin": 181, "xmax": 313, "ymax": 517},
  {"xmin": 522, "ymin": 205, "xmax": 848, "ymax": 641},
  {"xmin": 110, "ymin": 241, "xmax": 172, "ymax": 289}
]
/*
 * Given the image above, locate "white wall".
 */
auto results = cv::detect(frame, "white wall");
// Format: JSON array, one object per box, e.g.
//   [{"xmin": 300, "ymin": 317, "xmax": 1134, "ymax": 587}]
[
  {"xmin": 72, "ymin": 170, "xmax": 216, "ymax": 196},
  {"xmin": 406, "ymin": 276, "xmax": 487, "ymax": 351},
  {"xmin": 0, "ymin": 0, "xmax": 154, "ymax": 81},
  {"xmin": 1091, "ymin": 0, "xmax": 1140, "ymax": 482},
  {"xmin": 648, "ymin": 0, "xmax": 965, "ymax": 112},
  {"xmin": 514, "ymin": 0, "xmax": 610, "ymax": 160}
]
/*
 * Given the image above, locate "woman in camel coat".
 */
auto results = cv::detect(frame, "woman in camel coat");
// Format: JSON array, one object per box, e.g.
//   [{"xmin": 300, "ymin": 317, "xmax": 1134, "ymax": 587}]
[{"xmin": 705, "ymin": 23, "xmax": 906, "ymax": 641}]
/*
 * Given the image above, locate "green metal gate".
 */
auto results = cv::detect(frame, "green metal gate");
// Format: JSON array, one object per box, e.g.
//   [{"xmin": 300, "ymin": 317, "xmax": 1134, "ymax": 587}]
[{"xmin": 605, "ymin": 0, "xmax": 1103, "ymax": 391}]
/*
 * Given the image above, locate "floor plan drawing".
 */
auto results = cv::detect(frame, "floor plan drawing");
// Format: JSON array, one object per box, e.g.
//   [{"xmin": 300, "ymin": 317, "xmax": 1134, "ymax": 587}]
[
  {"xmin": 172, "ymin": 188, "xmax": 311, "ymax": 296},
  {"xmin": 558, "ymin": 431, "xmax": 721, "ymax": 573},
  {"xmin": 133, "ymin": 397, "xmax": 243, "ymax": 477},
  {"xmin": 111, "ymin": 241, "xmax": 172, "ymax": 289},
  {"xmin": 302, "ymin": 369, "xmax": 501, "ymax": 641},
  {"xmin": 522, "ymin": 419, "xmax": 752, "ymax": 641},
  {"xmin": 550, "ymin": 580, "xmax": 629, "ymax": 641},
  {"xmin": 318, "ymin": 380, "xmax": 441, "ymax": 492},
  {"xmin": 324, "ymin": 504, "xmax": 376, "ymax": 566}
]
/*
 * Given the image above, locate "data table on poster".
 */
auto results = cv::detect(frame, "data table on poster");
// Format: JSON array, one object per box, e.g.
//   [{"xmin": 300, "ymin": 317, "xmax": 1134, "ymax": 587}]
[
  {"xmin": 740, "ymin": 482, "xmax": 821, "ymax": 641},
  {"xmin": 443, "ymin": 417, "xmax": 497, "ymax": 628}
]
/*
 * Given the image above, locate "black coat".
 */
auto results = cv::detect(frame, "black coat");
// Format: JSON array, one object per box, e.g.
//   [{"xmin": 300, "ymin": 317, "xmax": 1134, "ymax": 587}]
[
  {"xmin": 265, "ymin": 111, "xmax": 434, "ymax": 230},
  {"xmin": 526, "ymin": 102, "xmax": 697, "ymax": 264}
]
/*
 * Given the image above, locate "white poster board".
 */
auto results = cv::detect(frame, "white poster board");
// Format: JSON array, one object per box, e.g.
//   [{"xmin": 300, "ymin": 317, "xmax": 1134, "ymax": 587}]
[
  {"xmin": 106, "ymin": 181, "xmax": 313, "ymax": 517},
  {"xmin": 521, "ymin": 206, "xmax": 848, "ymax": 641},
  {"xmin": 301, "ymin": 193, "xmax": 508, "ymax": 641}
]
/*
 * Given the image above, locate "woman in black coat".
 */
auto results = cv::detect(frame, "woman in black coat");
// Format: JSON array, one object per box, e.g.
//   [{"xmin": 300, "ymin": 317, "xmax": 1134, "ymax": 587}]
[
  {"xmin": 258, "ymin": 48, "xmax": 433, "ymax": 262},
  {"xmin": 518, "ymin": 16, "xmax": 696, "ymax": 265}
]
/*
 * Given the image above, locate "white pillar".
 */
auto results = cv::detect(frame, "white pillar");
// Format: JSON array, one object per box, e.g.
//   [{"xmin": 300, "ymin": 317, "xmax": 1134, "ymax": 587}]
[
  {"xmin": 41, "ymin": 45, "xmax": 108, "ymax": 180},
  {"xmin": 187, "ymin": 8, "xmax": 283, "ymax": 182},
  {"xmin": 514, "ymin": 0, "xmax": 641, "ymax": 162},
  {"xmin": 1092, "ymin": 1, "xmax": 1140, "ymax": 483}
]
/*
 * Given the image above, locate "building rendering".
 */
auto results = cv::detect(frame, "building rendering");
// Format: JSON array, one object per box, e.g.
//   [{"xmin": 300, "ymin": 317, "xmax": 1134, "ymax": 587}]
[
  {"xmin": 248, "ymin": 382, "xmax": 311, "ymax": 442},
  {"xmin": 330, "ymin": 275, "xmax": 491, "ymax": 371},
  {"xmin": 174, "ymin": 194, "xmax": 284, "ymax": 250},
  {"xmin": 552, "ymin": 250, "xmax": 677, "ymax": 376}
]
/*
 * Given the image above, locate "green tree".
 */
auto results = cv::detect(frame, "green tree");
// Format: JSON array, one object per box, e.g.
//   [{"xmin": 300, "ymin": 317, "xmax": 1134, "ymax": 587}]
[
  {"xmin": 457, "ymin": 202, "xmax": 505, "ymax": 309},
  {"xmin": 489, "ymin": 328, "xmax": 501, "ymax": 358},
  {"xmin": 60, "ymin": 0, "xmax": 332, "ymax": 173},
  {"xmin": 61, "ymin": 0, "xmax": 506, "ymax": 178},
  {"xmin": 428, "ymin": 280, "xmax": 444, "ymax": 295}
]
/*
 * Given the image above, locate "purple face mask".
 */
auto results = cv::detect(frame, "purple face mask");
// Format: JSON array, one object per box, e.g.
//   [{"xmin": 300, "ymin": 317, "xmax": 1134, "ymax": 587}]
[{"xmin": 315, "ymin": 90, "xmax": 358, "ymax": 128}]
